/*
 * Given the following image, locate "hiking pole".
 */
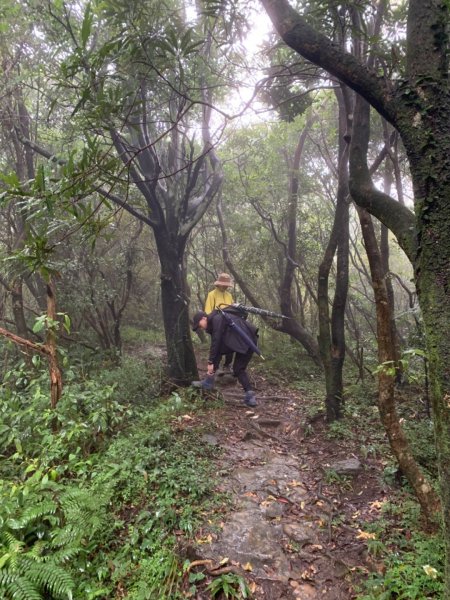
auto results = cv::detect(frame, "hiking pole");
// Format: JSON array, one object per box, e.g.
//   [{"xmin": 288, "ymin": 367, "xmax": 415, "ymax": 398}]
[{"xmin": 231, "ymin": 303, "xmax": 291, "ymax": 320}]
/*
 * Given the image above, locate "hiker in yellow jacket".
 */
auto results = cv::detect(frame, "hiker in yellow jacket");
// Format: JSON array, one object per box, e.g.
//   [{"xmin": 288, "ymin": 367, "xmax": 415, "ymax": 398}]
[
  {"xmin": 204, "ymin": 273, "xmax": 234, "ymax": 375},
  {"xmin": 205, "ymin": 273, "xmax": 234, "ymax": 313}
]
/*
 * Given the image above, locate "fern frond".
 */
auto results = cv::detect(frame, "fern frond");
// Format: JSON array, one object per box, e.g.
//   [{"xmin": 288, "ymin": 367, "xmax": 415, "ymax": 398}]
[
  {"xmin": 27, "ymin": 540, "xmax": 47, "ymax": 561},
  {"xmin": 50, "ymin": 525, "xmax": 82, "ymax": 548},
  {"xmin": 11, "ymin": 500, "xmax": 58, "ymax": 529},
  {"xmin": 61, "ymin": 487, "xmax": 110, "ymax": 517},
  {"xmin": 0, "ymin": 570, "xmax": 42, "ymax": 600},
  {"xmin": 60, "ymin": 488, "xmax": 95, "ymax": 512},
  {"xmin": 0, "ymin": 531, "xmax": 24, "ymax": 554},
  {"xmin": 43, "ymin": 546, "xmax": 81, "ymax": 564},
  {"xmin": 20, "ymin": 558, "xmax": 74, "ymax": 599}
]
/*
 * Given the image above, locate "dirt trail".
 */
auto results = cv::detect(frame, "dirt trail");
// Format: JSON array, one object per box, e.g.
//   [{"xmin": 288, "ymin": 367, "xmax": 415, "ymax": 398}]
[{"xmin": 184, "ymin": 370, "xmax": 386, "ymax": 599}]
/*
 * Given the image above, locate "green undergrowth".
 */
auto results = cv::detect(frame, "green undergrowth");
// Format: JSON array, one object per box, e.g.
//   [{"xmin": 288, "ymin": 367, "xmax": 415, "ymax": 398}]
[
  {"xmin": 324, "ymin": 381, "xmax": 443, "ymax": 599},
  {"xmin": 121, "ymin": 325, "xmax": 166, "ymax": 347},
  {"xmin": 256, "ymin": 333, "xmax": 323, "ymax": 389},
  {"xmin": 356, "ymin": 499, "xmax": 444, "ymax": 599},
  {"xmin": 0, "ymin": 358, "xmax": 224, "ymax": 599}
]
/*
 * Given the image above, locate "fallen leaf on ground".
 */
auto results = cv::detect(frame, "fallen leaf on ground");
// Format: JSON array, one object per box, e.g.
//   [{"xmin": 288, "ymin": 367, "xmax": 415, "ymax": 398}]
[
  {"xmin": 423, "ymin": 565, "xmax": 438, "ymax": 579},
  {"xmin": 260, "ymin": 495, "xmax": 277, "ymax": 506},
  {"xmin": 356, "ymin": 530, "xmax": 376, "ymax": 540},
  {"xmin": 196, "ymin": 534, "xmax": 213, "ymax": 544}
]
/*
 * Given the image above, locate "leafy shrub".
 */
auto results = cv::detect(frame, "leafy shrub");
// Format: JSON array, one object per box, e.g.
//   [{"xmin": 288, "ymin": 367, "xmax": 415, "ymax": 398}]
[
  {"xmin": 121, "ymin": 325, "xmax": 165, "ymax": 347},
  {"xmin": 0, "ymin": 373, "xmax": 135, "ymax": 475},
  {"xmin": 207, "ymin": 573, "xmax": 251, "ymax": 599},
  {"xmin": 359, "ymin": 536, "xmax": 443, "ymax": 599},
  {"xmin": 0, "ymin": 356, "xmax": 221, "ymax": 598}
]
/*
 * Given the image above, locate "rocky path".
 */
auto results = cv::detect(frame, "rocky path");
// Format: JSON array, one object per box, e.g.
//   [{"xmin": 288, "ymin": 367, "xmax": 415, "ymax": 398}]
[{"xmin": 184, "ymin": 372, "xmax": 386, "ymax": 599}]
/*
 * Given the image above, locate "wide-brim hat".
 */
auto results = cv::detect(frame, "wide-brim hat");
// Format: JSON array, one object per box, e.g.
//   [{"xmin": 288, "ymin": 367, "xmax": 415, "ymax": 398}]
[
  {"xmin": 192, "ymin": 310, "xmax": 207, "ymax": 331},
  {"xmin": 214, "ymin": 272, "xmax": 233, "ymax": 287}
]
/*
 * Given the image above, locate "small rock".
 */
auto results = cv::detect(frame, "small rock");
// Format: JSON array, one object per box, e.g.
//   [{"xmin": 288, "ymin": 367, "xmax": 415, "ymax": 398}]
[{"xmin": 329, "ymin": 457, "xmax": 362, "ymax": 475}]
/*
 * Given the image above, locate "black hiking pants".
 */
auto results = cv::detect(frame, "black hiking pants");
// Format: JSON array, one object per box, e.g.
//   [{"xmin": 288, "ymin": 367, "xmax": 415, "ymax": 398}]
[{"xmin": 214, "ymin": 349, "xmax": 253, "ymax": 392}]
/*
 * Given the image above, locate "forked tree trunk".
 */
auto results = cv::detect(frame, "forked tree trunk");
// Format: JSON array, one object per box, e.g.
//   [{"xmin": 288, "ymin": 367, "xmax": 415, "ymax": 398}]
[{"xmin": 318, "ymin": 87, "xmax": 350, "ymax": 421}]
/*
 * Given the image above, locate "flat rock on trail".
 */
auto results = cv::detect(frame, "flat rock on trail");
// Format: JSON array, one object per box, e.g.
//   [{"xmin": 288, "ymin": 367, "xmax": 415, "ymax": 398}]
[{"xmin": 181, "ymin": 371, "xmax": 387, "ymax": 599}]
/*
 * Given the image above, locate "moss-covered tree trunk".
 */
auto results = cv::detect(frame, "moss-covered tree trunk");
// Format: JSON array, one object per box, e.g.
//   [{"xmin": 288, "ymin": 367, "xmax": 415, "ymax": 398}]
[
  {"xmin": 407, "ymin": 120, "xmax": 450, "ymax": 576},
  {"xmin": 358, "ymin": 206, "xmax": 440, "ymax": 525}
]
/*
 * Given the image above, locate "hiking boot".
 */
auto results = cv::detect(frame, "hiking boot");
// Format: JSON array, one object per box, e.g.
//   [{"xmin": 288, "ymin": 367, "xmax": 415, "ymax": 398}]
[
  {"xmin": 244, "ymin": 390, "xmax": 257, "ymax": 407},
  {"xmin": 191, "ymin": 374, "xmax": 215, "ymax": 390}
]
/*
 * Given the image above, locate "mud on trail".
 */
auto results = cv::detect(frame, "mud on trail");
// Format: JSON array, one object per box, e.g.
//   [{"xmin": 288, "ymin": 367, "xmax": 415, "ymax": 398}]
[{"xmin": 179, "ymin": 369, "xmax": 388, "ymax": 599}]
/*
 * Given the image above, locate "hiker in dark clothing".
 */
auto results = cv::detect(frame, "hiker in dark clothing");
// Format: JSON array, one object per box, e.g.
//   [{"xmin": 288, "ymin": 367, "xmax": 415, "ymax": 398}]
[{"xmin": 191, "ymin": 308, "xmax": 258, "ymax": 407}]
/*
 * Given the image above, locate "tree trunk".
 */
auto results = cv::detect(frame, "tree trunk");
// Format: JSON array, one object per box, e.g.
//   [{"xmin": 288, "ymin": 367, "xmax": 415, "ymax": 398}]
[
  {"xmin": 380, "ymin": 156, "xmax": 402, "ymax": 383},
  {"xmin": 155, "ymin": 233, "xmax": 198, "ymax": 385},
  {"xmin": 46, "ymin": 280, "xmax": 63, "ymax": 409},
  {"xmin": 11, "ymin": 279, "xmax": 29, "ymax": 339},
  {"xmin": 0, "ymin": 282, "xmax": 63, "ymax": 409},
  {"xmin": 411, "ymin": 149, "xmax": 450, "ymax": 577},
  {"xmin": 358, "ymin": 207, "xmax": 440, "ymax": 525},
  {"xmin": 318, "ymin": 87, "xmax": 350, "ymax": 421}
]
